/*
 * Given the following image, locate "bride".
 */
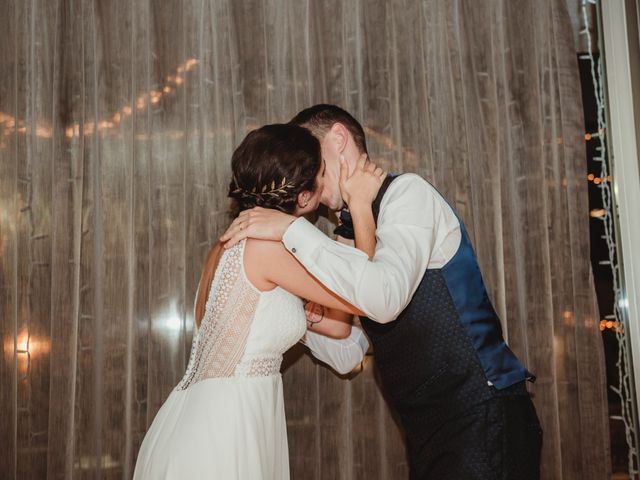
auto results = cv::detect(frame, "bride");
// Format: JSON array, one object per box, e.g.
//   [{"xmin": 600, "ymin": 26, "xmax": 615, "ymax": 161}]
[{"xmin": 133, "ymin": 123, "xmax": 385, "ymax": 479}]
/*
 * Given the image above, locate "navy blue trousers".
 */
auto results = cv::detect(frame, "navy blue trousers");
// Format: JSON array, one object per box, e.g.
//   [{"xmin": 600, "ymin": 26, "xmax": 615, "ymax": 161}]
[{"xmin": 408, "ymin": 383, "xmax": 542, "ymax": 480}]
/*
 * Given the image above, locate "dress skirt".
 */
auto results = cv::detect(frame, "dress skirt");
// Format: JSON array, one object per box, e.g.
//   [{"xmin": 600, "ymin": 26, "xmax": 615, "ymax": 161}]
[{"xmin": 133, "ymin": 374, "xmax": 289, "ymax": 480}]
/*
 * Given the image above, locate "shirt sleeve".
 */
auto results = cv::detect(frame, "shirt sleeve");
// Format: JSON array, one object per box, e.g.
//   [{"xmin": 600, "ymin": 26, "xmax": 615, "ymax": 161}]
[
  {"xmin": 282, "ymin": 174, "xmax": 437, "ymax": 323},
  {"xmin": 302, "ymin": 326, "xmax": 369, "ymax": 375}
]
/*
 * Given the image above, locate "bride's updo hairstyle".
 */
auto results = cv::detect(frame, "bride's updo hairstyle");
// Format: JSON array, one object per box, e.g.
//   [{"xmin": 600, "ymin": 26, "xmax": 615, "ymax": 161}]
[
  {"xmin": 195, "ymin": 124, "xmax": 321, "ymax": 328},
  {"xmin": 228, "ymin": 123, "xmax": 322, "ymax": 214}
]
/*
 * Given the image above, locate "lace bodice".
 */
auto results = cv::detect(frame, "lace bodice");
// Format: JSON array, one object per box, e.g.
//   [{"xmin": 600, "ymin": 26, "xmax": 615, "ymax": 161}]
[{"xmin": 177, "ymin": 240, "xmax": 307, "ymax": 390}]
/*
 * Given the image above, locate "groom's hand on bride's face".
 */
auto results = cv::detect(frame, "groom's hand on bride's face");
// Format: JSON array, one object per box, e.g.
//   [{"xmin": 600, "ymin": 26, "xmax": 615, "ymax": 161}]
[{"xmin": 219, "ymin": 207, "xmax": 296, "ymax": 248}]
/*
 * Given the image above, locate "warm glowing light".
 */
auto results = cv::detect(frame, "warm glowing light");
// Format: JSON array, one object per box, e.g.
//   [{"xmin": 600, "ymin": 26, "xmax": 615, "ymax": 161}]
[
  {"xmin": 0, "ymin": 58, "xmax": 200, "ymax": 143},
  {"xmin": 590, "ymin": 208, "xmax": 606, "ymax": 218},
  {"xmin": 593, "ymin": 177, "xmax": 601, "ymax": 185},
  {"xmin": 17, "ymin": 332, "xmax": 28, "ymax": 352},
  {"xmin": 562, "ymin": 311, "xmax": 575, "ymax": 327},
  {"xmin": 600, "ymin": 319, "xmax": 625, "ymax": 333},
  {"xmin": 150, "ymin": 91, "xmax": 162, "ymax": 104},
  {"xmin": 587, "ymin": 173, "xmax": 595, "ymax": 181},
  {"xmin": 4, "ymin": 329, "xmax": 51, "ymax": 380},
  {"xmin": 185, "ymin": 58, "xmax": 199, "ymax": 70},
  {"xmin": 37, "ymin": 127, "xmax": 52, "ymax": 137},
  {"xmin": 584, "ymin": 133, "xmax": 592, "ymax": 140}
]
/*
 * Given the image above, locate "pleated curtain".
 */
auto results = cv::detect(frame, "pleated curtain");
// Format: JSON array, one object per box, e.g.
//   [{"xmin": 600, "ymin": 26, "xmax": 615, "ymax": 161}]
[{"xmin": 0, "ymin": 1, "xmax": 610, "ymax": 478}]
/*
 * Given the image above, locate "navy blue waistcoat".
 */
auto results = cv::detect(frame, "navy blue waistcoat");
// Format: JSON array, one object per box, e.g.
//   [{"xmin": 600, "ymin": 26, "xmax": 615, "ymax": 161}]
[{"xmin": 338, "ymin": 174, "xmax": 533, "ymax": 436}]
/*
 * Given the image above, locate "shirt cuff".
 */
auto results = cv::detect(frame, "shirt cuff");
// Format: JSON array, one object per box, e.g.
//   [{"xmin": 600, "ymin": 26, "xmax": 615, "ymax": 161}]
[
  {"xmin": 352, "ymin": 326, "xmax": 370, "ymax": 353},
  {"xmin": 282, "ymin": 217, "xmax": 329, "ymax": 265}
]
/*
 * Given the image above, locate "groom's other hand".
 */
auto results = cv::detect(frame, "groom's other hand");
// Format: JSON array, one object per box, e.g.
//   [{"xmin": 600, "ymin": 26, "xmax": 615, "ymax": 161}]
[{"xmin": 220, "ymin": 207, "xmax": 295, "ymax": 248}]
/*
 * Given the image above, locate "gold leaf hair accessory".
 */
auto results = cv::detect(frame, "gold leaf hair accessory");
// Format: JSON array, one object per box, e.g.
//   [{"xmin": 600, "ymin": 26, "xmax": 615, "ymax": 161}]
[{"xmin": 232, "ymin": 175, "xmax": 296, "ymax": 200}]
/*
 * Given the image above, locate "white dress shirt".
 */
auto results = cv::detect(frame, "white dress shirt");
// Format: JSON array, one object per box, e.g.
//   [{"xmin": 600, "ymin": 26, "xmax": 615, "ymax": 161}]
[
  {"xmin": 302, "ymin": 326, "xmax": 370, "ymax": 375},
  {"xmin": 282, "ymin": 174, "xmax": 462, "ymax": 324}
]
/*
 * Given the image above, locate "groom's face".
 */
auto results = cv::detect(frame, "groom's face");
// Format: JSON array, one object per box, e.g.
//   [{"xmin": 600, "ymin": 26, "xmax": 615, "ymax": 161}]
[{"xmin": 318, "ymin": 133, "xmax": 345, "ymax": 211}]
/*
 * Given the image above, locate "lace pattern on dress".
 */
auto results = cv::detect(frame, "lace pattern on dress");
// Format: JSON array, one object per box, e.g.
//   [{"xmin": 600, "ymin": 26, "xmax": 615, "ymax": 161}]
[
  {"xmin": 235, "ymin": 354, "xmax": 282, "ymax": 377},
  {"xmin": 176, "ymin": 241, "xmax": 260, "ymax": 390}
]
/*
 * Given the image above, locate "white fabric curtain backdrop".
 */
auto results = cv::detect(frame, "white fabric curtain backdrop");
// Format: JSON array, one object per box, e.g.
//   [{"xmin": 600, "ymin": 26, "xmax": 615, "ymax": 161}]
[{"xmin": 0, "ymin": 1, "xmax": 610, "ymax": 478}]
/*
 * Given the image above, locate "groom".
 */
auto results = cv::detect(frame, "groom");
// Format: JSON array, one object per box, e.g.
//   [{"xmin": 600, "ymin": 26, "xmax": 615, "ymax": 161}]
[{"xmin": 221, "ymin": 105, "xmax": 542, "ymax": 479}]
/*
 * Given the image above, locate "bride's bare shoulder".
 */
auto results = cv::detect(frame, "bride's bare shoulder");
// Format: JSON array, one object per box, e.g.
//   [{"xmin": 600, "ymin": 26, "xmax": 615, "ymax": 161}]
[
  {"xmin": 242, "ymin": 239, "xmax": 293, "ymax": 291},
  {"xmin": 244, "ymin": 238, "xmax": 288, "ymax": 259}
]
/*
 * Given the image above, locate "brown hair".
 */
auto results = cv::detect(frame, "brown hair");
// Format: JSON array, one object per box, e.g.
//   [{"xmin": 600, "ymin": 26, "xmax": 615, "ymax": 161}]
[
  {"xmin": 194, "ymin": 243, "xmax": 225, "ymax": 328},
  {"xmin": 290, "ymin": 104, "xmax": 368, "ymax": 154},
  {"xmin": 228, "ymin": 123, "xmax": 322, "ymax": 214},
  {"xmin": 194, "ymin": 124, "xmax": 322, "ymax": 327}
]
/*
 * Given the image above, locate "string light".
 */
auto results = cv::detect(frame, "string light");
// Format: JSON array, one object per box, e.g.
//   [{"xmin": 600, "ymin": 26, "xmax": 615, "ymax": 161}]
[
  {"xmin": 0, "ymin": 58, "xmax": 200, "ymax": 140},
  {"xmin": 581, "ymin": 1, "xmax": 638, "ymax": 474},
  {"xmin": 600, "ymin": 319, "xmax": 625, "ymax": 333}
]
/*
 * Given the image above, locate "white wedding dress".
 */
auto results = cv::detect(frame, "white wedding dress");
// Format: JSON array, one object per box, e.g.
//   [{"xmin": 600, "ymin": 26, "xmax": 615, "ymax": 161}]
[{"xmin": 133, "ymin": 239, "xmax": 307, "ymax": 479}]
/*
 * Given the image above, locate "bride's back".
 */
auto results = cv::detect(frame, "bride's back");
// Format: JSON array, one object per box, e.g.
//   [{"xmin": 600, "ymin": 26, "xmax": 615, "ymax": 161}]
[{"xmin": 176, "ymin": 239, "xmax": 306, "ymax": 390}]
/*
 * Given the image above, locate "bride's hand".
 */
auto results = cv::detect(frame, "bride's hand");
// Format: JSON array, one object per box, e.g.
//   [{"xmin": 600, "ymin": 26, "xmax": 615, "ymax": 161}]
[
  {"xmin": 339, "ymin": 153, "xmax": 386, "ymax": 208},
  {"xmin": 219, "ymin": 207, "xmax": 296, "ymax": 248}
]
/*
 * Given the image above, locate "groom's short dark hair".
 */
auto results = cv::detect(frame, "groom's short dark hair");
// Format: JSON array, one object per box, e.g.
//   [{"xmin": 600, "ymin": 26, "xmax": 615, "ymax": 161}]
[{"xmin": 290, "ymin": 104, "xmax": 368, "ymax": 154}]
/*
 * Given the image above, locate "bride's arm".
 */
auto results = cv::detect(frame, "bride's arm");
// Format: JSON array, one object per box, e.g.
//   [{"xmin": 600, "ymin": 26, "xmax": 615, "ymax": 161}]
[
  {"xmin": 247, "ymin": 239, "xmax": 365, "ymax": 316},
  {"xmin": 304, "ymin": 301, "xmax": 352, "ymax": 339},
  {"xmin": 243, "ymin": 211, "xmax": 377, "ymax": 342}
]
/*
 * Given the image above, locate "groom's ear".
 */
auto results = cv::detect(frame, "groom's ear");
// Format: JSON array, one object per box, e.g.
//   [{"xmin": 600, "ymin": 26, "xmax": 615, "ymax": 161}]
[{"xmin": 329, "ymin": 123, "xmax": 350, "ymax": 154}]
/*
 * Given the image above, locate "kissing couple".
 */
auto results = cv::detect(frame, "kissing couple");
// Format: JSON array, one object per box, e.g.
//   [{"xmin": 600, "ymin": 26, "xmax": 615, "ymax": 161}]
[{"xmin": 134, "ymin": 104, "xmax": 542, "ymax": 480}]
